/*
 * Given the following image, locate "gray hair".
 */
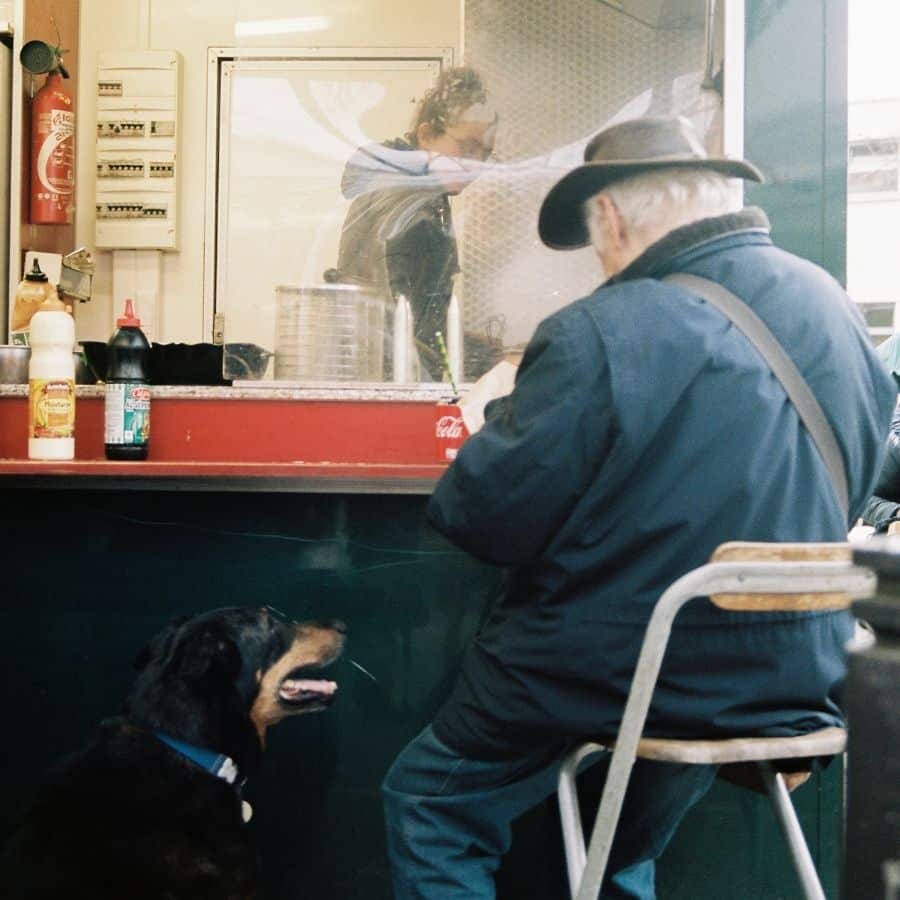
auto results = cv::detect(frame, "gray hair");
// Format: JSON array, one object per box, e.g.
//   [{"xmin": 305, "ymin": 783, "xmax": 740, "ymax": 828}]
[{"xmin": 584, "ymin": 167, "xmax": 742, "ymax": 255}]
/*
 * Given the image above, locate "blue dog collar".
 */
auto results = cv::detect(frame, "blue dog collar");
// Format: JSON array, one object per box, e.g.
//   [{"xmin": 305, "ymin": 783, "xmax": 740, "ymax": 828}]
[{"xmin": 153, "ymin": 732, "xmax": 240, "ymax": 785}]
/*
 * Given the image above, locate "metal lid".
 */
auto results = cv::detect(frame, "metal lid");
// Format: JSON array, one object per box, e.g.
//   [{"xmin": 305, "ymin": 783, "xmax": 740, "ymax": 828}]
[{"xmin": 275, "ymin": 283, "xmax": 382, "ymax": 297}]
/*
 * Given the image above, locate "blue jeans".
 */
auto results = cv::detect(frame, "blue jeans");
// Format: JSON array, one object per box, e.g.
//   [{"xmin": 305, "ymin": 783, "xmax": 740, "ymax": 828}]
[{"xmin": 383, "ymin": 726, "xmax": 717, "ymax": 900}]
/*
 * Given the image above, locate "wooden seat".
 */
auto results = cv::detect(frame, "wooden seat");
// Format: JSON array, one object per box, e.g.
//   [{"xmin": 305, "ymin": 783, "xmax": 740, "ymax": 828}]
[
  {"xmin": 557, "ymin": 542, "xmax": 875, "ymax": 900},
  {"xmin": 591, "ymin": 725, "xmax": 847, "ymax": 766}
]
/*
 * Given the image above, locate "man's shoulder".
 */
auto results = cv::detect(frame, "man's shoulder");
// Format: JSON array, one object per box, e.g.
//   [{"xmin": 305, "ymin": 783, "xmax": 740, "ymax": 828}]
[
  {"xmin": 551, "ymin": 277, "xmax": 661, "ymax": 311},
  {"xmin": 554, "ymin": 278, "xmax": 680, "ymax": 330},
  {"xmin": 761, "ymin": 242, "xmax": 844, "ymax": 288},
  {"xmin": 525, "ymin": 280, "xmax": 672, "ymax": 367}
]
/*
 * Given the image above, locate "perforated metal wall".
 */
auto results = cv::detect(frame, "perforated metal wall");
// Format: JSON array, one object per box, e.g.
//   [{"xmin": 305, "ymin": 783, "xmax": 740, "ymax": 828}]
[{"xmin": 459, "ymin": 0, "xmax": 713, "ymax": 372}]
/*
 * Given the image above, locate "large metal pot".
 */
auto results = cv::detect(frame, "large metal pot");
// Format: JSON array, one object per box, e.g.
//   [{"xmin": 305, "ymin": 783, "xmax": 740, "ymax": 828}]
[{"xmin": 274, "ymin": 284, "xmax": 388, "ymax": 382}]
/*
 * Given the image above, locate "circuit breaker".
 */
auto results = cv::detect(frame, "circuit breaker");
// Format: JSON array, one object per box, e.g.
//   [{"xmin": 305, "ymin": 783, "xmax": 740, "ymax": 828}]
[{"xmin": 94, "ymin": 50, "xmax": 182, "ymax": 251}]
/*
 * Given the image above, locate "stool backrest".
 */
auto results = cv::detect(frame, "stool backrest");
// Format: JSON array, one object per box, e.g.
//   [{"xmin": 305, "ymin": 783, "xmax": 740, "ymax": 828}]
[{"xmin": 709, "ymin": 542, "xmax": 853, "ymax": 611}]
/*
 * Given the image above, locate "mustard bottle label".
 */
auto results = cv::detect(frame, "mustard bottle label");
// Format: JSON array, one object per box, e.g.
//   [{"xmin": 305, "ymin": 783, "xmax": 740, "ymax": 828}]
[{"xmin": 29, "ymin": 379, "xmax": 75, "ymax": 439}]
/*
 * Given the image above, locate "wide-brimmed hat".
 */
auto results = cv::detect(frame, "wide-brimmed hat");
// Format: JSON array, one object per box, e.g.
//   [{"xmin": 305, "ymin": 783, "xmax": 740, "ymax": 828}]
[{"xmin": 538, "ymin": 116, "xmax": 764, "ymax": 250}]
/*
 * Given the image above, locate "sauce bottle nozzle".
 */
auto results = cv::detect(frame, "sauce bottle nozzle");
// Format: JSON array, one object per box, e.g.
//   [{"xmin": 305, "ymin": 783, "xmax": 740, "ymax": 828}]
[{"xmin": 117, "ymin": 298, "xmax": 141, "ymax": 328}]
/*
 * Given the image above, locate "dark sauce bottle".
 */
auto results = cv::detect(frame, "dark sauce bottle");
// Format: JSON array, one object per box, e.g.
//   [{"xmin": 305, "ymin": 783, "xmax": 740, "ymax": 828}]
[{"xmin": 104, "ymin": 299, "xmax": 151, "ymax": 460}]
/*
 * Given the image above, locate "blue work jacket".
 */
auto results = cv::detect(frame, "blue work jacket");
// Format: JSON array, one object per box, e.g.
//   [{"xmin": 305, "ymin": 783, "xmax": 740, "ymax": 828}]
[{"xmin": 428, "ymin": 208, "xmax": 895, "ymax": 759}]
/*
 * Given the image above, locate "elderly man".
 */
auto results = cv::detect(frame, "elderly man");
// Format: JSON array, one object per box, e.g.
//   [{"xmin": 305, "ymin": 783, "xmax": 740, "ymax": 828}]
[{"xmin": 382, "ymin": 117, "xmax": 894, "ymax": 900}]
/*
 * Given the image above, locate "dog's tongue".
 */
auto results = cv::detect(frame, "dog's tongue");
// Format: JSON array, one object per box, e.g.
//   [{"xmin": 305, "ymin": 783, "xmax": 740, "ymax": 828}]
[{"xmin": 279, "ymin": 679, "xmax": 338, "ymax": 700}]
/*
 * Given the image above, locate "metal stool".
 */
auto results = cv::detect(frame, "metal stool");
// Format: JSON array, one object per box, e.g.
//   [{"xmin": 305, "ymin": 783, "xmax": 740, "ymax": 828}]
[{"xmin": 557, "ymin": 542, "xmax": 875, "ymax": 900}]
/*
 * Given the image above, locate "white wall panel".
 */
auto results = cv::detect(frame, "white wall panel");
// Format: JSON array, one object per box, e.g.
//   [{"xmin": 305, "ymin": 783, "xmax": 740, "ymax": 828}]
[{"xmin": 74, "ymin": 0, "xmax": 142, "ymax": 340}]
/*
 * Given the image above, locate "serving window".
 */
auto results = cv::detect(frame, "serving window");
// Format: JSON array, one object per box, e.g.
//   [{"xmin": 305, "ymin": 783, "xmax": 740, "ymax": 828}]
[{"xmin": 208, "ymin": 0, "xmax": 743, "ymax": 386}]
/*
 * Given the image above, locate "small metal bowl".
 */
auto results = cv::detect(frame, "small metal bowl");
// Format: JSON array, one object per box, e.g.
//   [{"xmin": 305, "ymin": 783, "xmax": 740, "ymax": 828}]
[{"xmin": 224, "ymin": 342, "xmax": 274, "ymax": 380}]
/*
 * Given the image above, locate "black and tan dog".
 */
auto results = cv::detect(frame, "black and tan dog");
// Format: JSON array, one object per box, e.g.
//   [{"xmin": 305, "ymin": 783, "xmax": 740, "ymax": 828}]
[{"xmin": 0, "ymin": 607, "xmax": 345, "ymax": 900}]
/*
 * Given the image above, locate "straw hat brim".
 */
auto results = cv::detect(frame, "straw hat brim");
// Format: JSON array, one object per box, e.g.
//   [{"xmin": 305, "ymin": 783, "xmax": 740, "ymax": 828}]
[{"xmin": 538, "ymin": 157, "xmax": 765, "ymax": 250}]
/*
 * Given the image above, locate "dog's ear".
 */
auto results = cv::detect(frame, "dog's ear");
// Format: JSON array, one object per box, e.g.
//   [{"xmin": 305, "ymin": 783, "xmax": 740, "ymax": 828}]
[
  {"xmin": 178, "ymin": 625, "xmax": 242, "ymax": 681},
  {"xmin": 133, "ymin": 616, "xmax": 188, "ymax": 672}
]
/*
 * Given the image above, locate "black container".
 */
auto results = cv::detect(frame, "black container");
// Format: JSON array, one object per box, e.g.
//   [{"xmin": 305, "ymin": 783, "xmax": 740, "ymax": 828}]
[
  {"xmin": 104, "ymin": 300, "xmax": 151, "ymax": 460},
  {"xmin": 847, "ymin": 540, "xmax": 900, "ymax": 900}
]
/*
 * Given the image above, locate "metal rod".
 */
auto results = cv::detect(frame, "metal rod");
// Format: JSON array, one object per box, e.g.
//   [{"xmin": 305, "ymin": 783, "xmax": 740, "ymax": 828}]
[
  {"xmin": 393, "ymin": 295, "xmax": 410, "ymax": 383},
  {"xmin": 758, "ymin": 764, "xmax": 827, "ymax": 900}
]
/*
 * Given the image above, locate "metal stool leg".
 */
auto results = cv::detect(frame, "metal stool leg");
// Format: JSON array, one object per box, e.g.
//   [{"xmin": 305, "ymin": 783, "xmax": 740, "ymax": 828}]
[
  {"xmin": 758, "ymin": 762, "xmax": 827, "ymax": 900},
  {"xmin": 558, "ymin": 744, "xmax": 608, "ymax": 899}
]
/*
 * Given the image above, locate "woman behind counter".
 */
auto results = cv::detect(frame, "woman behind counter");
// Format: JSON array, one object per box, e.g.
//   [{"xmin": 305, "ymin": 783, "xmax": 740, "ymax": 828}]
[{"xmin": 333, "ymin": 67, "xmax": 498, "ymax": 380}]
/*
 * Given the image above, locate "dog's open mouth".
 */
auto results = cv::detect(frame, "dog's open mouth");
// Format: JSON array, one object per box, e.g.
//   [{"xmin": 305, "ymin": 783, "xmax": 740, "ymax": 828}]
[{"xmin": 278, "ymin": 668, "xmax": 338, "ymax": 710}]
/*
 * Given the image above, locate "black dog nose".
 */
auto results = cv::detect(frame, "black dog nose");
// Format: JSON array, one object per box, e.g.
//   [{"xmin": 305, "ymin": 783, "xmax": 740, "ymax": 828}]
[{"xmin": 325, "ymin": 619, "xmax": 347, "ymax": 634}]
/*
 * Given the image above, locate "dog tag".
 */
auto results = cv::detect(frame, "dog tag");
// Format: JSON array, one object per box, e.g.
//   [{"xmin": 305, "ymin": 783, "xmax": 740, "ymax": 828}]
[{"xmin": 241, "ymin": 800, "xmax": 253, "ymax": 823}]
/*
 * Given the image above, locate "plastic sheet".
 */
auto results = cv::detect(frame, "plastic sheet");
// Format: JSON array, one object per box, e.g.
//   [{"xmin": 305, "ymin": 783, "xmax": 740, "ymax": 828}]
[{"xmin": 216, "ymin": 0, "xmax": 722, "ymax": 385}]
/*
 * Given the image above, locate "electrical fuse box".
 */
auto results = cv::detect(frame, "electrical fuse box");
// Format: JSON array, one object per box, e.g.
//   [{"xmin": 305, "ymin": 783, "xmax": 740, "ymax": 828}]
[
  {"xmin": 96, "ymin": 201, "xmax": 169, "ymax": 219},
  {"xmin": 95, "ymin": 50, "xmax": 182, "ymax": 250},
  {"xmin": 96, "ymin": 159, "xmax": 145, "ymax": 178}
]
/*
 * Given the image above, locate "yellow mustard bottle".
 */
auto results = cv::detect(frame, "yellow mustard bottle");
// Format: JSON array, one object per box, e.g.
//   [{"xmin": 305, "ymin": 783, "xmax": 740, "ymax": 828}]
[{"xmin": 28, "ymin": 308, "xmax": 76, "ymax": 460}]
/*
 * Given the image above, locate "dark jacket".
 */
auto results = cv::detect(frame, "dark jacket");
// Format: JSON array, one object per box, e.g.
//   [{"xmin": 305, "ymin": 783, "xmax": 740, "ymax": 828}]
[
  {"xmin": 862, "ymin": 402, "xmax": 900, "ymax": 530},
  {"xmin": 336, "ymin": 140, "xmax": 458, "ymax": 378},
  {"xmin": 427, "ymin": 208, "xmax": 895, "ymax": 759}
]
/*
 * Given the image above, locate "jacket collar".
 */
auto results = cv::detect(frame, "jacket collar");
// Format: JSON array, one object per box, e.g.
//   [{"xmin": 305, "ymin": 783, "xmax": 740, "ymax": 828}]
[{"xmin": 608, "ymin": 206, "xmax": 772, "ymax": 285}]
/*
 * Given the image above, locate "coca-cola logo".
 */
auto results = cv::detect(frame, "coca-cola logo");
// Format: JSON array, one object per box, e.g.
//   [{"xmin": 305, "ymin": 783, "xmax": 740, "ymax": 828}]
[{"xmin": 436, "ymin": 415, "xmax": 464, "ymax": 439}]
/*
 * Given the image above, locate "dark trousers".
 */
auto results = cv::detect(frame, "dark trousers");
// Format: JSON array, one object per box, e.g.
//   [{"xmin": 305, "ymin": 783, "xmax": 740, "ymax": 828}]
[{"xmin": 383, "ymin": 725, "xmax": 717, "ymax": 899}]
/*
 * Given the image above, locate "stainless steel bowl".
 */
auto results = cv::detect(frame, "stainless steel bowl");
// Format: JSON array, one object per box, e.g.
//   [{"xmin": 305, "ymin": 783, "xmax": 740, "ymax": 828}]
[
  {"xmin": 0, "ymin": 346, "xmax": 30, "ymax": 383},
  {"xmin": 0, "ymin": 345, "xmax": 97, "ymax": 384}
]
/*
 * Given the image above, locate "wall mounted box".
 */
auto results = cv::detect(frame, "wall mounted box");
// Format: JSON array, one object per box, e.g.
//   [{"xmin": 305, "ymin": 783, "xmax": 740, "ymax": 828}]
[{"xmin": 94, "ymin": 50, "xmax": 181, "ymax": 251}]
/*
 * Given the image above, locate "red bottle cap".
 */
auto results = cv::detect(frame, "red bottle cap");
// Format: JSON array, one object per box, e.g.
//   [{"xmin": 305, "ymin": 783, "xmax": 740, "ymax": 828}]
[{"xmin": 117, "ymin": 298, "xmax": 141, "ymax": 327}]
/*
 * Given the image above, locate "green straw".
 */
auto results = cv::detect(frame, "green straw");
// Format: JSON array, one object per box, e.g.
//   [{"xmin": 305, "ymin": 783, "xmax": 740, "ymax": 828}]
[{"xmin": 435, "ymin": 331, "xmax": 458, "ymax": 397}]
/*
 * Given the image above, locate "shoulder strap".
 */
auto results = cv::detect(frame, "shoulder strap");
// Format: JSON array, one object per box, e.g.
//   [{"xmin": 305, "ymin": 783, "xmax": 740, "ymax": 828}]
[{"xmin": 663, "ymin": 272, "xmax": 849, "ymax": 520}]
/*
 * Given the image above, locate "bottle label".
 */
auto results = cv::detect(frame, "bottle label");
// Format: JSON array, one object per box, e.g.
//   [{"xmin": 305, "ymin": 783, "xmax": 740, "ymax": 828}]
[
  {"xmin": 29, "ymin": 379, "xmax": 75, "ymax": 439},
  {"xmin": 105, "ymin": 383, "xmax": 151, "ymax": 446}
]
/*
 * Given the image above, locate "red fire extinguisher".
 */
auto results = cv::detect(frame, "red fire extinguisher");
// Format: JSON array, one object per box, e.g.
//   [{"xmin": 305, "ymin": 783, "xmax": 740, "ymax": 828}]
[{"xmin": 29, "ymin": 69, "xmax": 75, "ymax": 225}]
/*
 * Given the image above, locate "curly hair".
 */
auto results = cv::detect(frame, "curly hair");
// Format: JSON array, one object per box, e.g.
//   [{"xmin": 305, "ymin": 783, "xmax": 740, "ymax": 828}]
[{"xmin": 406, "ymin": 66, "xmax": 488, "ymax": 146}]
